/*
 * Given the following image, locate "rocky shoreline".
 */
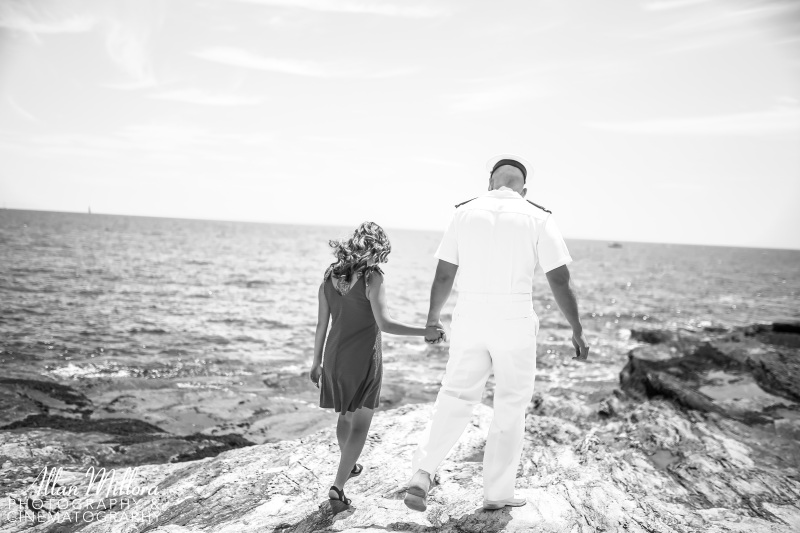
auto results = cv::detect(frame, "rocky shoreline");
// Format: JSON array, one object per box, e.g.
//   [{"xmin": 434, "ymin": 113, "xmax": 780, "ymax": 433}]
[
  {"xmin": 621, "ymin": 321, "xmax": 800, "ymax": 435},
  {"xmin": 1, "ymin": 321, "xmax": 799, "ymax": 531}
]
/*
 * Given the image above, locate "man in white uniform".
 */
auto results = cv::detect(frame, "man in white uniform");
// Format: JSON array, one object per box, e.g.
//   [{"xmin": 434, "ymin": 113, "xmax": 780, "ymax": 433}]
[{"xmin": 405, "ymin": 155, "xmax": 590, "ymax": 512}]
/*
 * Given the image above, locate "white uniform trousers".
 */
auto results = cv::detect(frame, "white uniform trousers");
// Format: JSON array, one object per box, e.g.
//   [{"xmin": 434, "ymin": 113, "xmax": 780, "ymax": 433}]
[{"xmin": 412, "ymin": 293, "xmax": 538, "ymax": 501}]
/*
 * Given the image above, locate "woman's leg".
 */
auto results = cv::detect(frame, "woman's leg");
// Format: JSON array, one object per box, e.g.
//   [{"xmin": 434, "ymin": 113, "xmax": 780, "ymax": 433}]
[
  {"xmin": 336, "ymin": 412, "xmax": 352, "ymax": 451},
  {"xmin": 331, "ymin": 406, "xmax": 375, "ymax": 493}
]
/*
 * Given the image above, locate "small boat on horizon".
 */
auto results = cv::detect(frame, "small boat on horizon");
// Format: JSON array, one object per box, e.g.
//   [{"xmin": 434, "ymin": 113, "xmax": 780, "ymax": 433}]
[{"xmin": 608, "ymin": 242, "xmax": 622, "ymax": 248}]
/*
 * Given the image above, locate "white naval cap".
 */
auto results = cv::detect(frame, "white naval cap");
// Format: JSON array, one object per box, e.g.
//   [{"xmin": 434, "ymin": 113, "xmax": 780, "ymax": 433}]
[{"xmin": 485, "ymin": 154, "xmax": 531, "ymax": 183}]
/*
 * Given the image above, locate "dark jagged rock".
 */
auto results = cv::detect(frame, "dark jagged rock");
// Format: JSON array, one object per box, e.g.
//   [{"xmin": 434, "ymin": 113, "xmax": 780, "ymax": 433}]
[
  {"xmin": 172, "ymin": 433, "xmax": 255, "ymax": 462},
  {"xmin": 620, "ymin": 324, "xmax": 800, "ymax": 428},
  {"xmin": 694, "ymin": 341, "xmax": 800, "ymax": 403},
  {"xmin": 0, "ymin": 411, "xmax": 254, "ymax": 494},
  {"xmin": 773, "ymin": 321, "xmax": 800, "ymax": 335},
  {"xmin": 0, "ymin": 378, "xmax": 91, "ymax": 409},
  {"xmin": 0, "ymin": 377, "xmax": 93, "ymax": 428},
  {"xmin": 620, "ymin": 354, "xmax": 727, "ymax": 415},
  {"xmin": 1, "ymin": 414, "xmax": 165, "ymax": 435},
  {"xmin": 742, "ymin": 321, "xmax": 800, "ymax": 348},
  {"xmin": 597, "ymin": 395, "xmax": 623, "ymax": 418},
  {"xmin": 630, "ymin": 328, "xmax": 675, "ymax": 345},
  {"xmin": 0, "ymin": 371, "xmax": 272, "ymax": 478}
]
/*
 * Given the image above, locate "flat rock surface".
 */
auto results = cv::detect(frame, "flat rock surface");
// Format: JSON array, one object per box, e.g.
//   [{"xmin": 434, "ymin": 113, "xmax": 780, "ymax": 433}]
[{"xmin": 4, "ymin": 394, "xmax": 800, "ymax": 533}]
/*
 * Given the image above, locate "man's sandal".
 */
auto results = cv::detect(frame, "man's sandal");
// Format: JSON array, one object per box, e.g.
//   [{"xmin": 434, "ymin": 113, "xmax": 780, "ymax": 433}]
[
  {"xmin": 349, "ymin": 463, "xmax": 363, "ymax": 478},
  {"xmin": 329, "ymin": 485, "xmax": 351, "ymax": 505}
]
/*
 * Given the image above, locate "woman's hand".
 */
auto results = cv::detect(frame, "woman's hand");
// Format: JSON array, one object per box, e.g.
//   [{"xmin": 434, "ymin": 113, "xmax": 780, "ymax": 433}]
[
  {"xmin": 425, "ymin": 322, "xmax": 446, "ymax": 344},
  {"xmin": 309, "ymin": 364, "xmax": 322, "ymax": 388}
]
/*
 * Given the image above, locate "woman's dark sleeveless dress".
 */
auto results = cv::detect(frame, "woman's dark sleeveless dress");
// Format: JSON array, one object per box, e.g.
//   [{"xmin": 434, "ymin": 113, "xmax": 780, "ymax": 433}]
[{"xmin": 320, "ymin": 266, "xmax": 383, "ymax": 414}]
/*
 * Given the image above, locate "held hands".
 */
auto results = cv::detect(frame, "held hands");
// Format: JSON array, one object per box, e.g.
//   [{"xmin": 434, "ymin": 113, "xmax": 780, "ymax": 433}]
[
  {"xmin": 309, "ymin": 364, "xmax": 322, "ymax": 388},
  {"xmin": 572, "ymin": 329, "xmax": 590, "ymax": 362},
  {"xmin": 425, "ymin": 321, "xmax": 447, "ymax": 344}
]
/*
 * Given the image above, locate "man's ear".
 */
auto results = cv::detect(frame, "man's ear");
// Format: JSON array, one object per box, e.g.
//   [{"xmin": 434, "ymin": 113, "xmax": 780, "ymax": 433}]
[{"xmin": 521, "ymin": 187, "xmax": 528, "ymax": 197}]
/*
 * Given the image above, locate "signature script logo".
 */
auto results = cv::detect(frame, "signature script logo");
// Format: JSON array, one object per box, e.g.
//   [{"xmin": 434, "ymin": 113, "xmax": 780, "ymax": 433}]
[{"xmin": 5, "ymin": 466, "xmax": 159, "ymax": 525}]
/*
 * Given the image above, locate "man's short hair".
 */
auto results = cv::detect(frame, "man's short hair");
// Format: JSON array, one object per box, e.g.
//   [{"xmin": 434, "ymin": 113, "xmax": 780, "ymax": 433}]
[{"xmin": 486, "ymin": 154, "xmax": 530, "ymax": 183}]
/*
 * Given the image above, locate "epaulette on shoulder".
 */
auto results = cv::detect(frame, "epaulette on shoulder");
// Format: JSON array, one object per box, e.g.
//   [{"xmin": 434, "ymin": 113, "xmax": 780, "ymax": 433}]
[
  {"xmin": 454, "ymin": 197, "xmax": 477, "ymax": 208},
  {"xmin": 526, "ymin": 200, "xmax": 552, "ymax": 214}
]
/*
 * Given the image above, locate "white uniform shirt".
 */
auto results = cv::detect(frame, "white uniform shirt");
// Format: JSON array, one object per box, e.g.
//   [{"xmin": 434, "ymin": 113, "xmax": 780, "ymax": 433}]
[{"xmin": 434, "ymin": 187, "xmax": 572, "ymax": 294}]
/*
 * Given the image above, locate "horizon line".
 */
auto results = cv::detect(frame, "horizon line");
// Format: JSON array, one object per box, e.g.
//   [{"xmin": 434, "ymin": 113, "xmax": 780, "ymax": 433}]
[{"xmin": 2, "ymin": 207, "xmax": 799, "ymax": 253}]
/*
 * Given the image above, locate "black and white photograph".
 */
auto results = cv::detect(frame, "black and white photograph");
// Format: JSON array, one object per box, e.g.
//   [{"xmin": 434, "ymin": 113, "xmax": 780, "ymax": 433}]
[{"xmin": 1, "ymin": 0, "xmax": 799, "ymax": 531}]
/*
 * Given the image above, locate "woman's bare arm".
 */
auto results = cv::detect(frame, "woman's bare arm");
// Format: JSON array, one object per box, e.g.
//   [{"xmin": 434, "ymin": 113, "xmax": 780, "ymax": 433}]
[
  {"xmin": 309, "ymin": 283, "xmax": 330, "ymax": 385},
  {"xmin": 366, "ymin": 272, "xmax": 428, "ymax": 336}
]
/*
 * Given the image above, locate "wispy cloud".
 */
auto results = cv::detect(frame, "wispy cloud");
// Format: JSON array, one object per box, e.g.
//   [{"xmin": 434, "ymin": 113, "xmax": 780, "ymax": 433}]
[
  {"xmin": 643, "ymin": 0, "xmax": 717, "ymax": 11},
  {"xmin": 448, "ymin": 83, "xmax": 546, "ymax": 114},
  {"xmin": 5, "ymin": 95, "xmax": 38, "ymax": 122},
  {"xmin": 118, "ymin": 122, "xmax": 275, "ymax": 151},
  {"xmin": 0, "ymin": 2, "xmax": 97, "ymax": 35},
  {"xmin": 103, "ymin": 19, "xmax": 158, "ymax": 89},
  {"xmin": 149, "ymin": 88, "xmax": 263, "ymax": 106},
  {"xmin": 193, "ymin": 47, "xmax": 333, "ymax": 76},
  {"xmin": 0, "ymin": 13, "xmax": 96, "ymax": 34},
  {"xmin": 192, "ymin": 46, "xmax": 414, "ymax": 78},
  {"xmin": 639, "ymin": 0, "xmax": 800, "ymax": 53},
  {"xmin": 588, "ymin": 109, "xmax": 800, "ymax": 136},
  {"xmin": 99, "ymin": 4, "xmax": 168, "ymax": 90},
  {"xmin": 228, "ymin": 0, "xmax": 447, "ymax": 18},
  {"xmin": 659, "ymin": 3, "xmax": 798, "ymax": 34},
  {"xmin": 0, "ymin": 121, "xmax": 275, "ymax": 161}
]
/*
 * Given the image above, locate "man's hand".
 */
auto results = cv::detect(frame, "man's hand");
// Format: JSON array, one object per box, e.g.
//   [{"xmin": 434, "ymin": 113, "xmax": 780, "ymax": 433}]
[
  {"xmin": 425, "ymin": 261, "xmax": 457, "ymax": 345},
  {"xmin": 572, "ymin": 330, "xmax": 589, "ymax": 361},
  {"xmin": 546, "ymin": 266, "xmax": 588, "ymax": 362},
  {"xmin": 425, "ymin": 322, "xmax": 446, "ymax": 344},
  {"xmin": 309, "ymin": 364, "xmax": 322, "ymax": 387}
]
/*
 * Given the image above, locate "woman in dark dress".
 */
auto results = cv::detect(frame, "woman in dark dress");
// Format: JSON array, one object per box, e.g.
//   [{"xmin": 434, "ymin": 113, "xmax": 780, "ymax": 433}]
[{"xmin": 309, "ymin": 222, "xmax": 441, "ymax": 505}]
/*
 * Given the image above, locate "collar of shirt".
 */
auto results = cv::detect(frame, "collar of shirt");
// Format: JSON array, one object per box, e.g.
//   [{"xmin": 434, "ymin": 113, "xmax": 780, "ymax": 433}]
[{"xmin": 484, "ymin": 187, "xmax": 523, "ymax": 199}]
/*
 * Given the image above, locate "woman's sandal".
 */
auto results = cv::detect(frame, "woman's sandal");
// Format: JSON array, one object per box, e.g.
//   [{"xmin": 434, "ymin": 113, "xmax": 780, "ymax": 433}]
[
  {"xmin": 349, "ymin": 463, "xmax": 363, "ymax": 479},
  {"xmin": 329, "ymin": 485, "xmax": 351, "ymax": 505}
]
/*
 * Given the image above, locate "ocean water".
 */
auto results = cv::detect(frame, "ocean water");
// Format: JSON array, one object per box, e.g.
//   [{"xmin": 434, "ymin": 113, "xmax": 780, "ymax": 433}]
[
  {"xmin": 0, "ymin": 210, "xmax": 441, "ymax": 378},
  {"xmin": 1, "ymin": 209, "xmax": 798, "ymax": 439}
]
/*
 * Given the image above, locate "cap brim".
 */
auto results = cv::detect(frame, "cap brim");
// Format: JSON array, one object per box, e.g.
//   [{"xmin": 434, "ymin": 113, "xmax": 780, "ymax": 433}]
[{"xmin": 485, "ymin": 153, "xmax": 531, "ymax": 174}]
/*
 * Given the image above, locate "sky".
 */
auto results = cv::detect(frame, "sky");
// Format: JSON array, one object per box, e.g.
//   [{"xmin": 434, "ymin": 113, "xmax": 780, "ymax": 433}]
[{"xmin": 0, "ymin": 0, "xmax": 798, "ymax": 249}]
